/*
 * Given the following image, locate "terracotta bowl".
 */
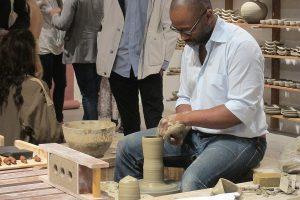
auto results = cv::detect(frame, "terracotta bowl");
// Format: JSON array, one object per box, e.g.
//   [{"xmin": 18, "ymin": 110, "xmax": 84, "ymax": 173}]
[{"xmin": 63, "ymin": 120, "xmax": 116, "ymax": 158}]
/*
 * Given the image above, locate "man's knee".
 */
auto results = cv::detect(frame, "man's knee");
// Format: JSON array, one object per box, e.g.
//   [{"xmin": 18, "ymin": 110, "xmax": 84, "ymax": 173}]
[{"xmin": 181, "ymin": 170, "xmax": 211, "ymax": 192}]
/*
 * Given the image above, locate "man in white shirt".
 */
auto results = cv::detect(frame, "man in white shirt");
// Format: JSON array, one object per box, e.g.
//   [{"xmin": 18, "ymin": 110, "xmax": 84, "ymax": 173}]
[{"xmin": 114, "ymin": 0, "xmax": 267, "ymax": 192}]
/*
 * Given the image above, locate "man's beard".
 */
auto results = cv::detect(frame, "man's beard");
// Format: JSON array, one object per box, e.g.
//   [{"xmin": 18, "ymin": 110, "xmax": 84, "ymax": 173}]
[{"xmin": 187, "ymin": 27, "xmax": 213, "ymax": 46}]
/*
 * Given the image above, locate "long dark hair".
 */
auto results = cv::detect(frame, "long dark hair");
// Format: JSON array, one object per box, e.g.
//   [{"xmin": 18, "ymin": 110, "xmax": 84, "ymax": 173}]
[
  {"xmin": 0, "ymin": 0, "xmax": 11, "ymax": 29},
  {"xmin": 10, "ymin": 0, "xmax": 31, "ymax": 30},
  {"xmin": 0, "ymin": 29, "xmax": 36, "ymax": 113}
]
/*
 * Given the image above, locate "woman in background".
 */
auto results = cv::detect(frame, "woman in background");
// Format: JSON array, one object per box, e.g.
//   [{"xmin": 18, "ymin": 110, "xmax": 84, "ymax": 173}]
[{"xmin": 0, "ymin": 29, "xmax": 62, "ymax": 145}]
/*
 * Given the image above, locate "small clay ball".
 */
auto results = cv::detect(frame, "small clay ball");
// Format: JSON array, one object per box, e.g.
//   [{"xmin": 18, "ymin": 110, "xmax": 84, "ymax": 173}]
[
  {"xmin": 3, "ymin": 157, "xmax": 11, "ymax": 165},
  {"xmin": 33, "ymin": 155, "xmax": 41, "ymax": 162},
  {"xmin": 9, "ymin": 156, "xmax": 17, "ymax": 165},
  {"xmin": 20, "ymin": 155, "xmax": 27, "ymax": 164}
]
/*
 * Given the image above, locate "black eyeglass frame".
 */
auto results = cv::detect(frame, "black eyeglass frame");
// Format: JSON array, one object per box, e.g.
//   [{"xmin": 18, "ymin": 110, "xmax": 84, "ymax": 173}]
[{"xmin": 170, "ymin": 9, "xmax": 208, "ymax": 36}]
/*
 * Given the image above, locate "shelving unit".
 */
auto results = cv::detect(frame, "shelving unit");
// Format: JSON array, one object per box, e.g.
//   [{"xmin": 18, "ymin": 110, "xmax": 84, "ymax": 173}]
[{"xmin": 234, "ymin": 23, "xmax": 300, "ymax": 30}]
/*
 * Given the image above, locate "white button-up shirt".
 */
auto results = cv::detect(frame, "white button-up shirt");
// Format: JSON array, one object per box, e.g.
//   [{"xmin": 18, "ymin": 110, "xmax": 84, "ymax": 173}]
[{"xmin": 176, "ymin": 18, "xmax": 268, "ymax": 138}]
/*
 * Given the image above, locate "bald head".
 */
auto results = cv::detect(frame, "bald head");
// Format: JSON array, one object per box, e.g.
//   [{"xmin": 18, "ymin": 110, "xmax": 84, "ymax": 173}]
[{"xmin": 170, "ymin": 0, "xmax": 212, "ymax": 14}]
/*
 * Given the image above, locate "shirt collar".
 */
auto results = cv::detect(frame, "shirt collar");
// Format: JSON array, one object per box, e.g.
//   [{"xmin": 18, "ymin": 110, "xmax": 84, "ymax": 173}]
[{"xmin": 209, "ymin": 16, "xmax": 229, "ymax": 43}]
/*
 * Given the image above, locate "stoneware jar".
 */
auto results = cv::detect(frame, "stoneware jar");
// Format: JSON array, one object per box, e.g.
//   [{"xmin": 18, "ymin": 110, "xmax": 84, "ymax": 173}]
[{"xmin": 241, "ymin": 0, "xmax": 268, "ymax": 24}]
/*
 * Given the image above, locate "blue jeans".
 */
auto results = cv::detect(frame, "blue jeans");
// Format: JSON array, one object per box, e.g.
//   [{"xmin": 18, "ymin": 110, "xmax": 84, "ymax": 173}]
[
  {"xmin": 73, "ymin": 63, "xmax": 101, "ymax": 120},
  {"xmin": 114, "ymin": 128, "xmax": 267, "ymax": 192}
]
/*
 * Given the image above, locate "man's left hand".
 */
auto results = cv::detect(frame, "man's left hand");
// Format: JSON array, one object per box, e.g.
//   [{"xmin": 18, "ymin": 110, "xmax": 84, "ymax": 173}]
[{"xmin": 158, "ymin": 113, "xmax": 191, "ymax": 145}]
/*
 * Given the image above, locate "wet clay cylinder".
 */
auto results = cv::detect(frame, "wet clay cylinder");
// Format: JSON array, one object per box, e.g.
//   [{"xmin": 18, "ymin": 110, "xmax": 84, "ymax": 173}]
[
  {"xmin": 142, "ymin": 136, "xmax": 164, "ymax": 183},
  {"xmin": 139, "ymin": 136, "xmax": 180, "ymax": 196}
]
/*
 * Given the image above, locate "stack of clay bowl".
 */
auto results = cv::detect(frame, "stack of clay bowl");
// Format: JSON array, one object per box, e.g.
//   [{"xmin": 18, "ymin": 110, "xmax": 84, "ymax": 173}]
[
  {"xmin": 277, "ymin": 46, "xmax": 291, "ymax": 56},
  {"xmin": 283, "ymin": 20, "xmax": 300, "ymax": 27},
  {"xmin": 214, "ymin": 8, "xmax": 245, "ymax": 23},
  {"xmin": 290, "ymin": 47, "xmax": 300, "ymax": 57},
  {"xmin": 281, "ymin": 106, "xmax": 300, "ymax": 118},
  {"xmin": 260, "ymin": 19, "xmax": 300, "ymax": 26},
  {"xmin": 261, "ymin": 41, "xmax": 283, "ymax": 55},
  {"xmin": 265, "ymin": 78, "xmax": 300, "ymax": 89},
  {"xmin": 264, "ymin": 104, "xmax": 281, "ymax": 115}
]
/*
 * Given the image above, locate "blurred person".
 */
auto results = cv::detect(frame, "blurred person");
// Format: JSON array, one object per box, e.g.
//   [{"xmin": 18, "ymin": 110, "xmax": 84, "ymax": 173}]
[
  {"xmin": 0, "ymin": 29, "xmax": 62, "ymax": 145},
  {"xmin": 49, "ymin": 0, "xmax": 103, "ymax": 120}
]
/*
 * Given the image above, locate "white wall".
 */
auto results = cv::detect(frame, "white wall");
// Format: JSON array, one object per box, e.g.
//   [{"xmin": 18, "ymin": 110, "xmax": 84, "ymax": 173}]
[{"xmin": 164, "ymin": 0, "xmax": 300, "ymax": 134}]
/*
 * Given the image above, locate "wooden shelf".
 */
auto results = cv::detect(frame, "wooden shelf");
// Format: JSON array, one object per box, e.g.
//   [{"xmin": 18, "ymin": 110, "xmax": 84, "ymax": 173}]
[
  {"xmin": 270, "ymin": 115, "xmax": 300, "ymax": 123},
  {"xmin": 265, "ymin": 84, "xmax": 300, "ymax": 93},
  {"xmin": 263, "ymin": 54, "xmax": 300, "ymax": 60},
  {"xmin": 234, "ymin": 23, "xmax": 300, "ymax": 30}
]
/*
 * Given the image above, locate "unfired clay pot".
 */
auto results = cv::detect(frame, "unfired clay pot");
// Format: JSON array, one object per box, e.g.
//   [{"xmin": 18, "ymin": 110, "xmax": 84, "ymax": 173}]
[
  {"xmin": 241, "ymin": 0, "xmax": 268, "ymax": 24},
  {"xmin": 118, "ymin": 176, "xmax": 140, "ymax": 200},
  {"xmin": 63, "ymin": 120, "xmax": 116, "ymax": 158}
]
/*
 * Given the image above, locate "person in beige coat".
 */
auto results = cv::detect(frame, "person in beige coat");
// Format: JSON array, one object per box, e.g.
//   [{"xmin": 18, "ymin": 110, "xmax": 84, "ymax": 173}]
[{"xmin": 97, "ymin": 0, "xmax": 178, "ymax": 135}]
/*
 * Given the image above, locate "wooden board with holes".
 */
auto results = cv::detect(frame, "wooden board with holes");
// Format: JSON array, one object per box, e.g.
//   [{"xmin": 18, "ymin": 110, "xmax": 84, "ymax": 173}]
[
  {"xmin": 0, "ymin": 140, "xmax": 47, "ymax": 171},
  {"xmin": 0, "ymin": 167, "xmax": 76, "ymax": 200}
]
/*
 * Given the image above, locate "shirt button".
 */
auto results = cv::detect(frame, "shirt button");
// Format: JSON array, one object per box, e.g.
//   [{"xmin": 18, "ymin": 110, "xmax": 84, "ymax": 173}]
[
  {"xmin": 117, "ymin": 28, "xmax": 121, "ymax": 31},
  {"xmin": 104, "ymin": 72, "xmax": 107, "ymax": 75},
  {"xmin": 110, "ymin": 50, "xmax": 113, "ymax": 53}
]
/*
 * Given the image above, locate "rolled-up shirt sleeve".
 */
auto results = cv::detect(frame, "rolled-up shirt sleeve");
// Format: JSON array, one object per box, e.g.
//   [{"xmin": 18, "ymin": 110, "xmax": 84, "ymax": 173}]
[
  {"xmin": 224, "ymin": 41, "xmax": 265, "ymax": 127},
  {"xmin": 176, "ymin": 47, "xmax": 191, "ymax": 107}
]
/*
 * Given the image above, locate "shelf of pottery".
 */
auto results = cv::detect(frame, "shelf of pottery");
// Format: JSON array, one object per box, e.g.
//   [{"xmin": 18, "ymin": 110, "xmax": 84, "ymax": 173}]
[{"xmin": 165, "ymin": 0, "xmax": 300, "ymax": 131}]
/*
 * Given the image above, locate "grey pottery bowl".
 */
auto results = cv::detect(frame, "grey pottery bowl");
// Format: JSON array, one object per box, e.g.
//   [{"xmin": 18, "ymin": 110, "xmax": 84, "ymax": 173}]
[{"xmin": 63, "ymin": 120, "xmax": 116, "ymax": 158}]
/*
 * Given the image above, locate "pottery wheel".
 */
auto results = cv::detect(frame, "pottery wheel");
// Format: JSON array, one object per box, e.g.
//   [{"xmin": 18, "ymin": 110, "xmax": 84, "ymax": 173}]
[{"xmin": 139, "ymin": 180, "xmax": 180, "ymax": 196}]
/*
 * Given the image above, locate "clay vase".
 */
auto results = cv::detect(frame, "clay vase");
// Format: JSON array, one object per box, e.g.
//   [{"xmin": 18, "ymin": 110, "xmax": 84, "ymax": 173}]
[
  {"xmin": 118, "ymin": 176, "xmax": 140, "ymax": 200},
  {"xmin": 241, "ymin": 0, "xmax": 268, "ymax": 24},
  {"xmin": 142, "ymin": 136, "xmax": 164, "ymax": 183}
]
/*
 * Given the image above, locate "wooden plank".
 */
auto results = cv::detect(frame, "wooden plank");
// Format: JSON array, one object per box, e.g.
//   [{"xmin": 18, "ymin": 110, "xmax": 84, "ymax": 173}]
[
  {"xmin": 40, "ymin": 175, "xmax": 112, "ymax": 200},
  {"xmin": 0, "ymin": 182, "xmax": 52, "ymax": 194},
  {"xmin": 224, "ymin": 0, "xmax": 233, "ymax": 10},
  {"xmin": 0, "ymin": 188, "xmax": 64, "ymax": 200},
  {"xmin": 264, "ymin": 54, "xmax": 300, "ymax": 60},
  {"xmin": 0, "ymin": 176, "xmax": 41, "ymax": 187},
  {"xmin": 265, "ymin": 84, "xmax": 300, "ymax": 93},
  {"xmin": 0, "ymin": 167, "xmax": 35, "ymax": 175},
  {"xmin": 271, "ymin": 115, "xmax": 300, "ymax": 123},
  {"xmin": 21, "ymin": 193, "xmax": 77, "ymax": 200},
  {"xmin": 0, "ymin": 169, "xmax": 47, "ymax": 180},
  {"xmin": 0, "ymin": 157, "xmax": 47, "ymax": 171},
  {"xmin": 15, "ymin": 140, "xmax": 47, "ymax": 158},
  {"xmin": 40, "ymin": 143, "xmax": 109, "ymax": 169}
]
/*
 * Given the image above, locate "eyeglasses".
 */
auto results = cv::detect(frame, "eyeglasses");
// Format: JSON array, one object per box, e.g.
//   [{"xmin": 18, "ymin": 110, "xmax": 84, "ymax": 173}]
[{"xmin": 170, "ymin": 9, "xmax": 207, "ymax": 36}]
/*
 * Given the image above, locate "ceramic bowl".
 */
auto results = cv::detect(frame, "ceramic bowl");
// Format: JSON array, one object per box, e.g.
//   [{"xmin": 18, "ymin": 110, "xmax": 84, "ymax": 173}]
[
  {"xmin": 260, "ymin": 20, "xmax": 266, "ymax": 24},
  {"xmin": 296, "ymin": 83, "xmax": 300, "ymax": 89},
  {"xmin": 278, "ymin": 19, "xmax": 286, "ymax": 25},
  {"xmin": 273, "ymin": 81, "xmax": 280, "ymax": 86},
  {"xmin": 284, "ymin": 21, "xmax": 291, "ymax": 26},
  {"xmin": 266, "ymin": 19, "xmax": 272, "ymax": 25},
  {"xmin": 63, "ymin": 120, "xmax": 116, "ymax": 158},
  {"xmin": 279, "ymin": 81, "xmax": 285, "ymax": 87},
  {"xmin": 271, "ymin": 19, "xmax": 279, "ymax": 25},
  {"xmin": 290, "ymin": 21, "xmax": 297, "ymax": 26}
]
